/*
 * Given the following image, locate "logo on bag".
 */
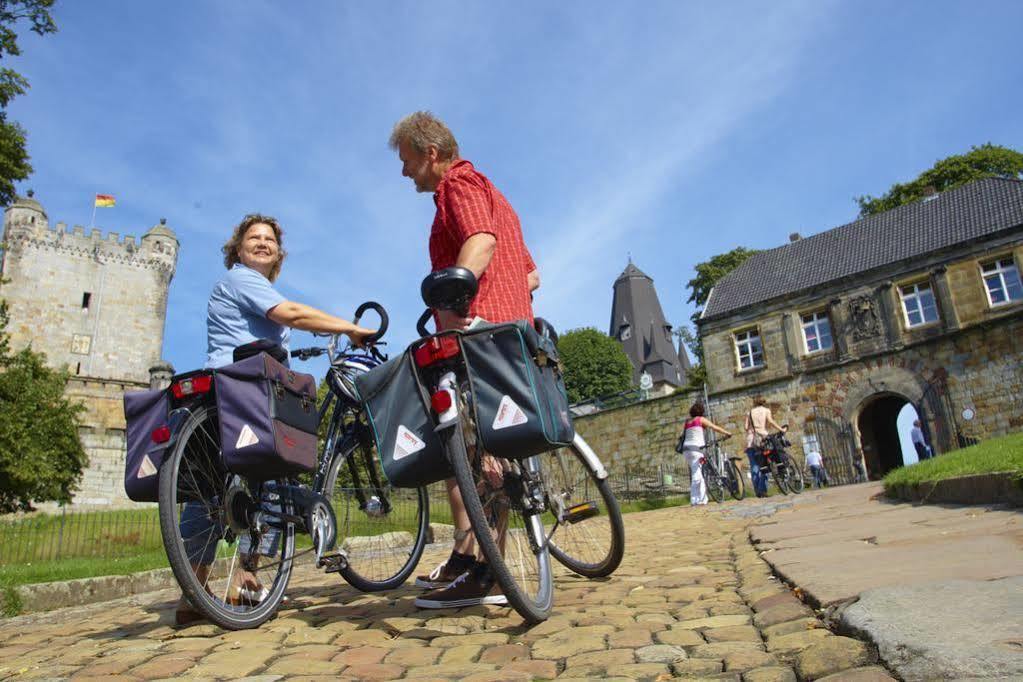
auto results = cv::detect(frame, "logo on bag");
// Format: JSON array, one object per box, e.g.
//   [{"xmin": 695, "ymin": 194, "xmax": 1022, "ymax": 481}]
[
  {"xmin": 137, "ymin": 454, "xmax": 158, "ymax": 478},
  {"xmin": 493, "ymin": 396, "xmax": 528, "ymax": 430},
  {"xmin": 236, "ymin": 424, "xmax": 260, "ymax": 449},
  {"xmin": 394, "ymin": 425, "xmax": 426, "ymax": 461}
]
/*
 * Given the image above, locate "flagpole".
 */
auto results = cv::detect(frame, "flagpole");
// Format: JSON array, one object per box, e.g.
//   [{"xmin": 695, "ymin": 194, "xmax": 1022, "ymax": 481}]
[{"xmin": 89, "ymin": 196, "xmax": 97, "ymax": 229}]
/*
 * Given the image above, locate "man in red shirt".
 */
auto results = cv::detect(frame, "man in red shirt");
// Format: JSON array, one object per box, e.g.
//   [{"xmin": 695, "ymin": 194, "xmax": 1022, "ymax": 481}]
[{"xmin": 389, "ymin": 111, "xmax": 539, "ymax": 608}]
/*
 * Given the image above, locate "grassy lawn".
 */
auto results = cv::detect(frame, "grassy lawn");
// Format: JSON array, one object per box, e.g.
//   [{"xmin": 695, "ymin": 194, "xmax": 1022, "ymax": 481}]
[{"xmin": 883, "ymin": 431, "xmax": 1023, "ymax": 490}]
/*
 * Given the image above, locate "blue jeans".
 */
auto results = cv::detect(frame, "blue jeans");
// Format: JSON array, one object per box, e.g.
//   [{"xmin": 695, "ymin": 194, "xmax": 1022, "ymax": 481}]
[{"xmin": 746, "ymin": 448, "xmax": 768, "ymax": 496}]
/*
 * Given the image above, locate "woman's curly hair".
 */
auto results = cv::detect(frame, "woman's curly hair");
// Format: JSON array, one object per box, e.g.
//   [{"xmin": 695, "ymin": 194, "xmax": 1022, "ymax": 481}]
[{"xmin": 222, "ymin": 213, "xmax": 286, "ymax": 282}]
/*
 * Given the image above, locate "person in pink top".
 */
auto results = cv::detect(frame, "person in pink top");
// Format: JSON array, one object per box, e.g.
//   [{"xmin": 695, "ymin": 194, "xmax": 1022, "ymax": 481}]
[{"xmin": 679, "ymin": 403, "xmax": 733, "ymax": 505}]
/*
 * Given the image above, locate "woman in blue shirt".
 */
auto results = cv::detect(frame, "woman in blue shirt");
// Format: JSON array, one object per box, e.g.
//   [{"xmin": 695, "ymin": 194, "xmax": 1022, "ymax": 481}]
[{"xmin": 177, "ymin": 213, "xmax": 375, "ymax": 625}]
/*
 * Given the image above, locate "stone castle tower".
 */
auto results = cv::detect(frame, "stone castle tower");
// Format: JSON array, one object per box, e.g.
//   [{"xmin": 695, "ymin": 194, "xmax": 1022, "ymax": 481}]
[
  {"xmin": 609, "ymin": 261, "xmax": 687, "ymax": 395},
  {"xmin": 0, "ymin": 191, "xmax": 178, "ymax": 505}
]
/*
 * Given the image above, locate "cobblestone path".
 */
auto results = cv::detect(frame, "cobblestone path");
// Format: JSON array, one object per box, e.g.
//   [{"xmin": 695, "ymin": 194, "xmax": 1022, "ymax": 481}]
[{"xmin": 0, "ymin": 503, "xmax": 893, "ymax": 681}]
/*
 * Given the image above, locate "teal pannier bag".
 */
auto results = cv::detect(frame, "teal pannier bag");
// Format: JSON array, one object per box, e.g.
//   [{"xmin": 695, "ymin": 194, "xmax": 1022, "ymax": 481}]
[{"xmin": 460, "ymin": 321, "xmax": 575, "ymax": 460}]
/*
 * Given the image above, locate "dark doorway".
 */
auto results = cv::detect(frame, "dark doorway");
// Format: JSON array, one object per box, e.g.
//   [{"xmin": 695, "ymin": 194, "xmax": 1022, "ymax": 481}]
[{"xmin": 857, "ymin": 395, "xmax": 910, "ymax": 479}]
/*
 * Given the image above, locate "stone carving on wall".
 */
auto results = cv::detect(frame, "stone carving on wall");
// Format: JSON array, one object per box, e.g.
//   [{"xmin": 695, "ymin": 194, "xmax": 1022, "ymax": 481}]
[{"xmin": 848, "ymin": 295, "xmax": 881, "ymax": 340}]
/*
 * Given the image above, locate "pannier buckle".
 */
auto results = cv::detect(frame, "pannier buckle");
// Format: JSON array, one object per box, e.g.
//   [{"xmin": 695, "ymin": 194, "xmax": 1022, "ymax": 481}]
[
  {"xmin": 273, "ymin": 381, "xmax": 285, "ymax": 400},
  {"xmin": 536, "ymin": 351, "xmax": 549, "ymax": 368}
]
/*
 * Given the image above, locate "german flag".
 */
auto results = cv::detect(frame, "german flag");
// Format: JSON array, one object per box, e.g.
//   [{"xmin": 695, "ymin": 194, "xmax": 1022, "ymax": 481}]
[{"xmin": 94, "ymin": 194, "xmax": 116, "ymax": 207}]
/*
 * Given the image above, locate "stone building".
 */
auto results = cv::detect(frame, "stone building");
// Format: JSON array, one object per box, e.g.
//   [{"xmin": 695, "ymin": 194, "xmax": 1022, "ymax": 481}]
[
  {"xmin": 695, "ymin": 178, "xmax": 1023, "ymax": 480},
  {"xmin": 609, "ymin": 261, "xmax": 687, "ymax": 395},
  {"xmin": 0, "ymin": 192, "xmax": 178, "ymax": 505}
]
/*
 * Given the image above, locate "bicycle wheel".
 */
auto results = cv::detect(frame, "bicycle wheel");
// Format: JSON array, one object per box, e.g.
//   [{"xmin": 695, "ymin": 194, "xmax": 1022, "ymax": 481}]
[
  {"xmin": 539, "ymin": 439, "xmax": 625, "ymax": 578},
  {"xmin": 725, "ymin": 459, "xmax": 745, "ymax": 500},
  {"xmin": 784, "ymin": 458, "xmax": 805, "ymax": 494},
  {"xmin": 702, "ymin": 461, "xmax": 725, "ymax": 503},
  {"xmin": 769, "ymin": 459, "xmax": 790, "ymax": 495},
  {"xmin": 325, "ymin": 438, "xmax": 430, "ymax": 591},
  {"xmin": 444, "ymin": 417, "xmax": 553, "ymax": 624},
  {"xmin": 158, "ymin": 405, "xmax": 295, "ymax": 630}
]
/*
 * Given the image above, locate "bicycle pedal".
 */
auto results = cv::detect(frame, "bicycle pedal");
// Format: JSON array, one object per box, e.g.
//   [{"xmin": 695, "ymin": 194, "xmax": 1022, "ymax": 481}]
[
  {"xmin": 317, "ymin": 552, "xmax": 348, "ymax": 573},
  {"xmin": 564, "ymin": 501, "xmax": 599, "ymax": 524}
]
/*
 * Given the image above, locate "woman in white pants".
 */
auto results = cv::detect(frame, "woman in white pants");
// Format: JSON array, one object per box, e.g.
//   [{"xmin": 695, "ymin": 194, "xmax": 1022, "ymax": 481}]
[{"xmin": 680, "ymin": 403, "xmax": 733, "ymax": 505}]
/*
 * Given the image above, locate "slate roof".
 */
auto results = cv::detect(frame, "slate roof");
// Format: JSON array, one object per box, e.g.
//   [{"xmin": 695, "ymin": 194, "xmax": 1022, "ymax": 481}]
[
  {"xmin": 610, "ymin": 261, "xmax": 686, "ymax": 387},
  {"xmin": 701, "ymin": 178, "xmax": 1023, "ymax": 321}
]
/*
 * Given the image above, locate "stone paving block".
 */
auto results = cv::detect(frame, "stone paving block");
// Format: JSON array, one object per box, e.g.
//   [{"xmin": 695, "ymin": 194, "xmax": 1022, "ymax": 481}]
[
  {"xmin": 342, "ymin": 662, "xmax": 406, "ymax": 680},
  {"xmin": 460, "ymin": 670, "xmax": 533, "ymax": 682},
  {"xmin": 188, "ymin": 649, "xmax": 275, "ymax": 677},
  {"xmin": 503, "ymin": 658, "xmax": 558, "ymax": 678},
  {"xmin": 690, "ymin": 641, "xmax": 764, "ymax": 658},
  {"xmin": 675, "ymin": 614, "xmax": 751, "ymax": 630},
  {"xmin": 742, "ymin": 665, "xmax": 797, "ymax": 682},
  {"xmin": 765, "ymin": 628, "xmax": 832, "ymax": 656},
  {"xmin": 126, "ymin": 653, "xmax": 200, "ymax": 678},
  {"xmin": 671, "ymin": 657, "xmax": 725, "ymax": 676},
  {"xmin": 611, "ymin": 662, "xmax": 671, "ymax": 678},
  {"xmin": 761, "ymin": 618, "xmax": 820, "ymax": 639},
  {"xmin": 654, "ymin": 627, "xmax": 704, "ymax": 647},
  {"xmin": 430, "ymin": 632, "xmax": 511, "ymax": 648},
  {"xmin": 439, "ymin": 644, "xmax": 482, "ymax": 664},
  {"xmin": 609, "ymin": 627, "xmax": 654, "ymax": 648},
  {"xmin": 795, "ymin": 637, "xmax": 877, "ymax": 680},
  {"xmin": 722, "ymin": 649, "xmax": 776, "ymax": 672},
  {"xmin": 563, "ymin": 647, "xmax": 635, "ymax": 670},
  {"xmin": 752, "ymin": 602, "xmax": 813, "ymax": 629},
  {"xmin": 635, "ymin": 644, "xmax": 687, "ymax": 663},
  {"xmin": 478, "ymin": 644, "xmax": 529, "ymax": 664},
  {"xmin": 67, "ymin": 652, "xmax": 154, "ymax": 676},
  {"xmin": 703, "ymin": 625, "xmax": 761, "ymax": 642},
  {"xmin": 816, "ymin": 665, "xmax": 897, "ymax": 681},
  {"xmin": 404, "ymin": 662, "xmax": 499, "ymax": 677},
  {"xmin": 384, "ymin": 645, "xmax": 442, "ymax": 666},
  {"xmin": 332, "ymin": 646, "xmax": 388, "ymax": 665},
  {"xmin": 263, "ymin": 657, "xmax": 346, "ymax": 676},
  {"xmin": 752, "ymin": 591, "xmax": 803, "ymax": 613}
]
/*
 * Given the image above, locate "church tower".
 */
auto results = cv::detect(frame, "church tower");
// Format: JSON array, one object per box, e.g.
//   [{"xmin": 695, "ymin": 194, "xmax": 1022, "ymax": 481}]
[{"xmin": 609, "ymin": 261, "xmax": 687, "ymax": 394}]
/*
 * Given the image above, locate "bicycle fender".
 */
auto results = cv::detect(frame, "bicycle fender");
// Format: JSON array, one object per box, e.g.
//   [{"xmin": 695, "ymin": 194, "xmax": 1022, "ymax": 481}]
[{"xmin": 571, "ymin": 434, "xmax": 608, "ymax": 480}]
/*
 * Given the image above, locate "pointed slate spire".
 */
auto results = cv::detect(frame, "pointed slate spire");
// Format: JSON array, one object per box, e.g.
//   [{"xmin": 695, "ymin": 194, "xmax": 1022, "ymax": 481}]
[{"xmin": 609, "ymin": 260, "xmax": 687, "ymax": 390}]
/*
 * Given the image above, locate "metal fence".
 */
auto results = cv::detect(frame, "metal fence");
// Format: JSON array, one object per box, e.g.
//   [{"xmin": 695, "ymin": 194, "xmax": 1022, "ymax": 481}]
[{"xmin": 0, "ymin": 505, "xmax": 164, "ymax": 566}]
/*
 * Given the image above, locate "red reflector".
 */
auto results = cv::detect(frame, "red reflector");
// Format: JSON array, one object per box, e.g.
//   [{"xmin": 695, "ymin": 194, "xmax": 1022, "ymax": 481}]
[
  {"xmin": 431, "ymin": 390, "xmax": 453, "ymax": 414},
  {"xmin": 413, "ymin": 336, "xmax": 460, "ymax": 368},
  {"xmin": 151, "ymin": 426, "xmax": 171, "ymax": 444},
  {"xmin": 171, "ymin": 374, "xmax": 213, "ymax": 399}
]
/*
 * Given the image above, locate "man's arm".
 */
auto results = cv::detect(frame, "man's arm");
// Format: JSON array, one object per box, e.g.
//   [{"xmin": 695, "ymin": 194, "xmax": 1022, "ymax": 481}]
[
  {"xmin": 527, "ymin": 269, "xmax": 540, "ymax": 292},
  {"xmin": 456, "ymin": 233, "xmax": 496, "ymax": 278}
]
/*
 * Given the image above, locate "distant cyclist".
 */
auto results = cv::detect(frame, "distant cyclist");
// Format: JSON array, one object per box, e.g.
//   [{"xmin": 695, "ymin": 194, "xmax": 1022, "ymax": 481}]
[
  {"xmin": 389, "ymin": 111, "xmax": 540, "ymax": 609},
  {"xmin": 679, "ymin": 403, "xmax": 732, "ymax": 505}
]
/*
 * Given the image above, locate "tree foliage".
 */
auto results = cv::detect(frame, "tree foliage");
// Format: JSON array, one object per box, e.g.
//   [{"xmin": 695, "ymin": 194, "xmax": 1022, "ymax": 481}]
[
  {"xmin": 557, "ymin": 327, "xmax": 634, "ymax": 404},
  {"xmin": 0, "ymin": 297, "xmax": 87, "ymax": 512},
  {"xmin": 0, "ymin": 0, "xmax": 57, "ymax": 207},
  {"xmin": 856, "ymin": 143, "xmax": 1023, "ymax": 217},
  {"xmin": 685, "ymin": 246, "xmax": 759, "ymax": 323}
]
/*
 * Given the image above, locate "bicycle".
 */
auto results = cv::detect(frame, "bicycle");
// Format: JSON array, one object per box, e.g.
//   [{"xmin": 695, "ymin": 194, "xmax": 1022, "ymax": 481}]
[
  {"xmin": 411, "ymin": 267, "xmax": 625, "ymax": 623},
  {"xmin": 157, "ymin": 303, "xmax": 432, "ymax": 630},
  {"xmin": 757, "ymin": 429, "xmax": 805, "ymax": 495},
  {"xmin": 699, "ymin": 435, "xmax": 745, "ymax": 503}
]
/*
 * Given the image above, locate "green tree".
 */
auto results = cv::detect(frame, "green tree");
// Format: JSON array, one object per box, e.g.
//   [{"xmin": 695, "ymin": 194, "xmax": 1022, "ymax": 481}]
[
  {"xmin": 856, "ymin": 143, "xmax": 1023, "ymax": 217},
  {"xmin": 557, "ymin": 327, "xmax": 634, "ymax": 404},
  {"xmin": 0, "ymin": 1, "xmax": 58, "ymax": 207},
  {"xmin": 0, "ymin": 298, "xmax": 87, "ymax": 512}
]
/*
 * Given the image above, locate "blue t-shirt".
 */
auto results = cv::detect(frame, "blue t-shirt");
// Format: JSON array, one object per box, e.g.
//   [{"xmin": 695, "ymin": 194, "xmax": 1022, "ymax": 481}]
[{"xmin": 205, "ymin": 264, "xmax": 290, "ymax": 368}]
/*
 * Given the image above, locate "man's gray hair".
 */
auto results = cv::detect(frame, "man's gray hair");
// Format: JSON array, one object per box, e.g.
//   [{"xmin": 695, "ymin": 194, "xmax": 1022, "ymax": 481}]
[{"xmin": 389, "ymin": 111, "xmax": 459, "ymax": 160}]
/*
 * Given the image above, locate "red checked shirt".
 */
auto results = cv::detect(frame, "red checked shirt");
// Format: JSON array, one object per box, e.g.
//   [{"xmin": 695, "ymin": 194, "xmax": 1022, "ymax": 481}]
[{"xmin": 430, "ymin": 160, "xmax": 536, "ymax": 324}]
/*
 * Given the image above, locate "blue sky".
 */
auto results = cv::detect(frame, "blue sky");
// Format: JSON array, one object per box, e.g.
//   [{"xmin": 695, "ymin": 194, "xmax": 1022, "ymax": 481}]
[{"xmin": 7, "ymin": 1, "xmax": 1023, "ymax": 380}]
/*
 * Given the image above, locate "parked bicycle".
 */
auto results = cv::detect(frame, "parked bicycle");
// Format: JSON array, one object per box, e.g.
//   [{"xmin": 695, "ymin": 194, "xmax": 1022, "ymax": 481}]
[
  {"xmin": 757, "ymin": 429, "xmax": 805, "ymax": 495},
  {"xmin": 155, "ymin": 303, "xmax": 434, "ymax": 630},
  {"xmin": 701, "ymin": 434, "xmax": 745, "ymax": 503},
  {"xmin": 409, "ymin": 267, "xmax": 625, "ymax": 623}
]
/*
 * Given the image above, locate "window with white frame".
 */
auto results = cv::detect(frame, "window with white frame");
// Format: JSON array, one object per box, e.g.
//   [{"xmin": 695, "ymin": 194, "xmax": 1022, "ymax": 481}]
[
  {"xmin": 981, "ymin": 256, "xmax": 1023, "ymax": 307},
  {"xmin": 734, "ymin": 328, "xmax": 764, "ymax": 370},
  {"xmin": 801, "ymin": 311, "xmax": 833, "ymax": 353},
  {"xmin": 900, "ymin": 281, "xmax": 940, "ymax": 327}
]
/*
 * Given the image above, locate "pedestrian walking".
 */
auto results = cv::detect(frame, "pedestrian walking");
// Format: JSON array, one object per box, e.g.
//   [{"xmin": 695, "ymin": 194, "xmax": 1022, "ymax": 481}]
[
  {"xmin": 805, "ymin": 449, "xmax": 828, "ymax": 487},
  {"xmin": 911, "ymin": 420, "xmax": 933, "ymax": 460},
  {"xmin": 744, "ymin": 396, "xmax": 786, "ymax": 497},
  {"xmin": 679, "ymin": 403, "xmax": 732, "ymax": 505}
]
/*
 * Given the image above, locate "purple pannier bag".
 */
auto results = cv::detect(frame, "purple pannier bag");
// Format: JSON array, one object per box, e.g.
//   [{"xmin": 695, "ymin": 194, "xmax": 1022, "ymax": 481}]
[
  {"xmin": 214, "ymin": 352, "xmax": 319, "ymax": 479},
  {"xmin": 123, "ymin": 388, "xmax": 171, "ymax": 502}
]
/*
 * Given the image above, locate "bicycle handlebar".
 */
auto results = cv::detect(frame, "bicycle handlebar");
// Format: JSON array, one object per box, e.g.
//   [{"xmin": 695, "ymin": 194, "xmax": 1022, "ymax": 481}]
[
  {"xmin": 354, "ymin": 301, "xmax": 388, "ymax": 344},
  {"xmin": 416, "ymin": 309, "xmax": 434, "ymax": 338}
]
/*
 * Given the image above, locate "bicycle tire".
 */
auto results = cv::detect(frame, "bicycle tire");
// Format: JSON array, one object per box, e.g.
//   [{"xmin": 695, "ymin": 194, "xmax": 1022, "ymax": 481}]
[
  {"xmin": 725, "ymin": 459, "xmax": 745, "ymax": 500},
  {"xmin": 444, "ymin": 417, "xmax": 553, "ymax": 624},
  {"xmin": 158, "ymin": 405, "xmax": 295, "ymax": 630},
  {"xmin": 540, "ymin": 440, "xmax": 625, "ymax": 578},
  {"xmin": 769, "ymin": 459, "xmax": 790, "ymax": 495},
  {"xmin": 784, "ymin": 457, "xmax": 805, "ymax": 494},
  {"xmin": 325, "ymin": 439, "xmax": 430, "ymax": 592},
  {"xmin": 702, "ymin": 461, "xmax": 725, "ymax": 503}
]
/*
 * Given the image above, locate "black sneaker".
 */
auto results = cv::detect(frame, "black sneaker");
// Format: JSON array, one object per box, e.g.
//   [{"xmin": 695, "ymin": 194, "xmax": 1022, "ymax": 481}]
[
  {"xmin": 414, "ymin": 566, "xmax": 508, "ymax": 608},
  {"xmin": 414, "ymin": 559, "xmax": 473, "ymax": 589}
]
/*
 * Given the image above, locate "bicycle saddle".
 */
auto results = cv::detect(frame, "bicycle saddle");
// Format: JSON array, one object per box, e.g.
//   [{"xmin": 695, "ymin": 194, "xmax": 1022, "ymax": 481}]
[{"xmin": 421, "ymin": 266, "xmax": 478, "ymax": 312}]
